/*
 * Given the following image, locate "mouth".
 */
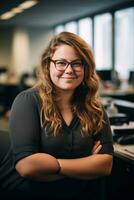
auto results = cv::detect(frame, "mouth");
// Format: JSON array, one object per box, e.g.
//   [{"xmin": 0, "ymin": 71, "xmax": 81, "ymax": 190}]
[{"xmin": 60, "ymin": 77, "xmax": 77, "ymax": 79}]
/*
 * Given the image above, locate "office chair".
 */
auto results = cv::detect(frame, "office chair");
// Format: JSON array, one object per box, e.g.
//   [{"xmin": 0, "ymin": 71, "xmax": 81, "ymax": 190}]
[{"xmin": 0, "ymin": 130, "xmax": 11, "ymax": 165}]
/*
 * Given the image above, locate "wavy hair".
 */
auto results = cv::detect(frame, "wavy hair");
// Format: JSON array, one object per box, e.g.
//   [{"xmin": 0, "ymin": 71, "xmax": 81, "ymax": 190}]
[{"xmin": 35, "ymin": 32, "xmax": 104, "ymax": 136}]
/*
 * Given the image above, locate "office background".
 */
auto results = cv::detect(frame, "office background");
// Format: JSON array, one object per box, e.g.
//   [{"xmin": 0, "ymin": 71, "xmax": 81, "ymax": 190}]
[
  {"xmin": 0, "ymin": 1, "xmax": 134, "ymax": 199},
  {"xmin": 0, "ymin": 0, "xmax": 134, "ymax": 81}
]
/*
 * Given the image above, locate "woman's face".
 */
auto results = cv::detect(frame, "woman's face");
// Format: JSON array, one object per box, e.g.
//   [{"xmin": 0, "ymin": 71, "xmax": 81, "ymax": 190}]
[{"xmin": 49, "ymin": 44, "xmax": 84, "ymax": 92}]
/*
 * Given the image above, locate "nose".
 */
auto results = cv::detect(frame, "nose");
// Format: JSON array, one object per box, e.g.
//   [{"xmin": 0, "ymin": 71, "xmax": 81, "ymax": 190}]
[{"xmin": 65, "ymin": 63, "xmax": 74, "ymax": 73}]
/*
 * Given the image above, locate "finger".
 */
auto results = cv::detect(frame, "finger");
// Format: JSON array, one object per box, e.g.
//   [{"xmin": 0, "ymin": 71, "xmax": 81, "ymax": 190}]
[
  {"xmin": 92, "ymin": 141, "xmax": 101, "ymax": 152},
  {"xmin": 93, "ymin": 145, "xmax": 102, "ymax": 154},
  {"xmin": 94, "ymin": 140, "xmax": 101, "ymax": 146},
  {"xmin": 96, "ymin": 140, "xmax": 101, "ymax": 144}
]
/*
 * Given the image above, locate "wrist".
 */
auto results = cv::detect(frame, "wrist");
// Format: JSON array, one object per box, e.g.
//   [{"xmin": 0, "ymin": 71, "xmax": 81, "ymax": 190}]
[{"xmin": 56, "ymin": 160, "xmax": 61, "ymax": 174}]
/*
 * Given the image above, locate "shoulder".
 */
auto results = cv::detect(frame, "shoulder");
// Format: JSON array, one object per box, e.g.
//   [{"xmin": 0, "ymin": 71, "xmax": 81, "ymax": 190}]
[
  {"xmin": 11, "ymin": 88, "xmax": 40, "ymax": 111},
  {"xmin": 15, "ymin": 88, "xmax": 38, "ymax": 101},
  {"xmin": 102, "ymin": 107, "xmax": 110, "ymax": 122}
]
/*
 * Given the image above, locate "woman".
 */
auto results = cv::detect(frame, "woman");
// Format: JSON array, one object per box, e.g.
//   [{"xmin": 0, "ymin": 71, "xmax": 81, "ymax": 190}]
[{"xmin": 1, "ymin": 32, "xmax": 113, "ymax": 199}]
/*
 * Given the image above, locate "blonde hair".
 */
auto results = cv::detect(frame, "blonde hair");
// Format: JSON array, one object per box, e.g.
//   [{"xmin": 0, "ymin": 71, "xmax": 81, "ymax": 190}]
[{"xmin": 35, "ymin": 32, "xmax": 104, "ymax": 136}]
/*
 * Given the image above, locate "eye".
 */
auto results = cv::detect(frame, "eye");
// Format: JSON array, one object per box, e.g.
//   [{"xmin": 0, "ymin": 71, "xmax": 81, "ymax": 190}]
[
  {"xmin": 72, "ymin": 61, "xmax": 82, "ymax": 67},
  {"xmin": 56, "ymin": 61, "xmax": 67, "ymax": 67}
]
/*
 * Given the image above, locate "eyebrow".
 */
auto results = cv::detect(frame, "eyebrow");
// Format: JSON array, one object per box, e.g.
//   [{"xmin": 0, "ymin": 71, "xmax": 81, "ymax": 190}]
[{"xmin": 54, "ymin": 58, "xmax": 81, "ymax": 62}]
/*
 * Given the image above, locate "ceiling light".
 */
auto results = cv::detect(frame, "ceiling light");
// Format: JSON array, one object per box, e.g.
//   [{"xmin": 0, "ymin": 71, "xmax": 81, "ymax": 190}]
[
  {"xmin": 0, "ymin": 0, "xmax": 38, "ymax": 20},
  {"xmin": 11, "ymin": 8, "xmax": 24, "ymax": 14},
  {"xmin": 0, "ymin": 12, "xmax": 16, "ymax": 20},
  {"xmin": 19, "ymin": 0, "xmax": 38, "ymax": 9}
]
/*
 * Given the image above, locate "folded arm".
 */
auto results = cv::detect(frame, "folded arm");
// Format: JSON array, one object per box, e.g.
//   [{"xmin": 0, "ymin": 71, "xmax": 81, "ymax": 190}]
[
  {"xmin": 16, "ymin": 141, "xmax": 107, "ymax": 182},
  {"xmin": 58, "ymin": 154, "xmax": 113, "ymax": 180},
  {"xmin": 16, "ymin": 153, "xmax": 64, "ymax": 182}
]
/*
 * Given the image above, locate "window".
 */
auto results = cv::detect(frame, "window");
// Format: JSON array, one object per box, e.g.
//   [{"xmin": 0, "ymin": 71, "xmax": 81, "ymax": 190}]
[
  {"xmin": 65, "ymin": 21, "xmax": 77, "ymax": 34},
  {"xmin": 94, "ymin": 13, "xmax": 112, "ymax": 70},
  {"xmin": 115, "ymin": 8, "xmax": 134, "ymax": 79},
  {"xmin": 78, "ymin": 17, "xmax": 92, "ymax": 47},
  {"xmin": 55, "ymin": 25, "xmax": 65, "ymax": 34}
]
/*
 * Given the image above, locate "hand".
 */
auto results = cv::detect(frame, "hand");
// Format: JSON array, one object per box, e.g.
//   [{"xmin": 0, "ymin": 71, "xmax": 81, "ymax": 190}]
[{"xmin": 91, "ymin": 140, "xmax": 102, "ymax": 154}]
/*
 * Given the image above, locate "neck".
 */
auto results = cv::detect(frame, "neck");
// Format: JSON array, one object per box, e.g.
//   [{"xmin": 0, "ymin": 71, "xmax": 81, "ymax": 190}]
[{"xmin": 56, "ymin": 89, "xmax": 74, "ymax": 110}]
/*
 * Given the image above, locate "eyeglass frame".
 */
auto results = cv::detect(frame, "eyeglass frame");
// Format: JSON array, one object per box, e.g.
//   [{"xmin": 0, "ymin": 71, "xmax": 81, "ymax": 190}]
[{"xmin": 49, "ymin": 59, "xmax": 84, "ymax": 72}]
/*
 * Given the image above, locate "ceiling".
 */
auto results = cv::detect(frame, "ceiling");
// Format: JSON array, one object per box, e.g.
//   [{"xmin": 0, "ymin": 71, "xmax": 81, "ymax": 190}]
[{"xmin": 0, "ymin": 0, "xmax": 132, "ymax": 28}]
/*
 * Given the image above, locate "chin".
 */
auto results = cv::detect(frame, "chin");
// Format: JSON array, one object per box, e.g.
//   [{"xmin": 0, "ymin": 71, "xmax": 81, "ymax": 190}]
[
  {"xmin": 62, "ymin": 87, "xmax": 74, "ymax": 91},
  {"xmin": 56, "ymin": 83, "xmax": 80, "ymax": 91},
  {"xmin": 60, "ymin": 86, "xmax": 75, "ymax": 91}
]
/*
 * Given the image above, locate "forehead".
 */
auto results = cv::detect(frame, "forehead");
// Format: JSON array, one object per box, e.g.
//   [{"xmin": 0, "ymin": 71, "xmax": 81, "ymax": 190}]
[{"xmin": 52, "ymin": 44, "xmax": 79, "ymax": 60}]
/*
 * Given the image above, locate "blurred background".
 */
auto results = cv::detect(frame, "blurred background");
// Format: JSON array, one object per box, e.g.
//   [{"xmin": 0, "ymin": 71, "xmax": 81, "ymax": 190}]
[
  {"xmin": 0, "ymin": 0, "xmax": 134, "ymax": 126},
  {"xmin": 0, "ymin": 1, "xmax": 134, "ymax": 199}
]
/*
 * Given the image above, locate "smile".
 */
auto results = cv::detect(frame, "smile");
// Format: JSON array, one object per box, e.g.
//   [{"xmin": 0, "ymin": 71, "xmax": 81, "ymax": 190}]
[{"xmin": 60, "ymin": 77, "xmax": 77, "ymax": 79}]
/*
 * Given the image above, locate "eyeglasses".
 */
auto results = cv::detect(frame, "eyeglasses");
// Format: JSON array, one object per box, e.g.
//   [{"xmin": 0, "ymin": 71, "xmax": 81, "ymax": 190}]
[{"xmin": 50, "ymin": 59, "xmax": 84, "ymax": 72}]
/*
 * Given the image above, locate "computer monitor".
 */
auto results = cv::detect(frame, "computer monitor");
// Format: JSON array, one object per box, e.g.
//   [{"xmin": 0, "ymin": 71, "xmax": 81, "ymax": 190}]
[
  {"xmin": 128, "ymin": 71, "xmax": 134, "ymax": 86},
  {"xmin": 0, "ymin": 67, "xmax": 8, "ymax": 74},
  {"xmin": 96, "ymin": 70, "xmax": 112, "ymax": 82}
]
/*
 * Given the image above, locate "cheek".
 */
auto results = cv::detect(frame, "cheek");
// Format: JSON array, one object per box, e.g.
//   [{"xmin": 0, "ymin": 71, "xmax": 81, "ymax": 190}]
[
  {"xmin": 80, "ymin": 71, "xmax": 84, "ymax": 81},
  {"xmin": 50, "ymin": 65, "xmax": 56, "ymax": 78},
  {"xmin": 49, "ymin": 66, "xmax": 62, "ymax": 82}
]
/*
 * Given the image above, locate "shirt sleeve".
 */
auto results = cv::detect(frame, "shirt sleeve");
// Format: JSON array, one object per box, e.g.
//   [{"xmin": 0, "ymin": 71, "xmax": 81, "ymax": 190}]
[
  {"xmin": 92, "ymin": 109, "xmax": 114, "ymax": 155},
  {"xmin": 9, "ymin": 90, "xmax": 41, "ymax": 165}
]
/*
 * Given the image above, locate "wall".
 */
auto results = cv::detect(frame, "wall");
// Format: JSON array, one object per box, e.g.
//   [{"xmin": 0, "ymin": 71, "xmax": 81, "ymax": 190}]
[
  {"xmin": 28, "ymin": 28, "xmax": 54, "ymax": 71},
  {"xmin": 0, "ymin": 27, "xmax": 13, "ymax": 70},
  {"xmin": 0, "ymin": 26, "xmax": 53, "ymax": 77}
]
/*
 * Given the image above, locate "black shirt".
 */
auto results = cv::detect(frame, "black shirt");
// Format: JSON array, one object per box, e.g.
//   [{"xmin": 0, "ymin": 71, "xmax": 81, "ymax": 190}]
[{"xmin": 0, "ymin": 88, "xmax": 113, "ymax": 199}]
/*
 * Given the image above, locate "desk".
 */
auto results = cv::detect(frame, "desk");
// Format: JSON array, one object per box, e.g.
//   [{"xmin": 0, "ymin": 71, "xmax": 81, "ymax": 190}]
[
  {"xmin": 101, "ymin": 87, "xmax": 134, "ymax": 102},
  {"xmin": 104, "ymin": 143, "xmax": 134, "ymax": 200},
  {"xmin": 102, "ymin": 97, "xmax": 134, "ymax": 121},
  {"xmin": 114, "ymin": 143, "xmax": 134, "ymax": 163},
  {"xmin": 101, "ymin": 120, "xmax": 134, "ymax": 200}
]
